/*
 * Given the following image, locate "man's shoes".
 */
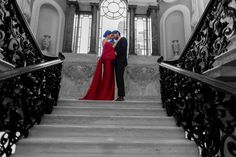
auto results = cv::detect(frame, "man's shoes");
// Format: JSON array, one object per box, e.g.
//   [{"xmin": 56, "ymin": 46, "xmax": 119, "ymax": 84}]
[{"xmin": 115, "ymin": 97, "xmax": 124, "ymax": 101}]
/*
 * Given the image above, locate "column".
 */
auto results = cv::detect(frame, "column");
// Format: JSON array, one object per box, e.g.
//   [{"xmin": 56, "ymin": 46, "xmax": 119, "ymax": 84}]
[
  {"xmin": 62, "ymin": 1, "xmax": 79, "ymax": 52},
  {"xmin": 148, "ymin": 5, "xmax": 159, "ymax": 56},
  {"xmin": 74, "ymin": 8, "xmax": 80, "ymax": 53},
  {"xmin": 89, "ymin": 3, "xmax": 99, "ymax": 54},
  {"xmin": 128, "ymin": 5, "xmax": 137, "ymax": 55}
]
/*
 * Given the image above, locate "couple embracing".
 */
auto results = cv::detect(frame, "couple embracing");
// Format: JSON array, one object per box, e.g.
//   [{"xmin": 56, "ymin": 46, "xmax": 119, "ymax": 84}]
[{"xmin": 81, "ymin": 30, "xmax": 127, "ymax": 101}]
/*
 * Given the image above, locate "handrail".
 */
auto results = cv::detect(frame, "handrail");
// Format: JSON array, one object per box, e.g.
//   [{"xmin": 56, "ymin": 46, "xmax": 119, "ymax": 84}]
[
  {"xmin": 158, "ymin": 1, "xmax": 236, "ymax": 156},
  {"xmin": 159, "ymin": 62, "xmax": 236, "ymax": 96},
  {"xmin": 159, "ymin": 61, "xmax": 236, "ymax": 157},
  {"xmin": 0, "ymin": 59, "xmax": 63, "ymax": 82}
]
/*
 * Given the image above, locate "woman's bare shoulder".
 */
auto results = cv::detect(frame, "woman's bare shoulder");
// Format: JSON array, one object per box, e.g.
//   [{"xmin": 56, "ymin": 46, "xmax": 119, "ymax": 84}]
[{"xmin": 102, "ymin": 39, "xmax": 108, "ymax": 46}]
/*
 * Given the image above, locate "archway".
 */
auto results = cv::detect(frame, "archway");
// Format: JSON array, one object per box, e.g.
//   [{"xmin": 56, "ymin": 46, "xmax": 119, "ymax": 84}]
[
  {"xmin": 98, "ymin": 0, "xmax": 128, "ymax": 55},
  {"xmin": 160, "ymin": 5, "xmax": 191, "ymax": 60}
]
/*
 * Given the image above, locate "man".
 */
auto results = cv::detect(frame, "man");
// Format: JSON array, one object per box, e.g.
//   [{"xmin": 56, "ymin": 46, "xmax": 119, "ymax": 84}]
[{"xmin": 112, "ymin": 30, "xmax": 128, "ymax": 101}]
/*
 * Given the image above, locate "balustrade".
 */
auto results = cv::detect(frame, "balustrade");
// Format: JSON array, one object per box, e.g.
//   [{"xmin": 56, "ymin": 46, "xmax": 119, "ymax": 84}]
[
  {"xmin": 158, "ymin": 0, "xmax": 236, "ymax": 156},
  {"xmin": 0, "ymin": 1, "xmax": 64, "ymax": 156}
]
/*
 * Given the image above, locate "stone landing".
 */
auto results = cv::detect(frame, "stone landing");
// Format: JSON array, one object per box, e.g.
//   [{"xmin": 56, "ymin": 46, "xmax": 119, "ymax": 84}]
[{"xmin": 59, "ymin": 53, "xmax": 160, "ymax": 99}]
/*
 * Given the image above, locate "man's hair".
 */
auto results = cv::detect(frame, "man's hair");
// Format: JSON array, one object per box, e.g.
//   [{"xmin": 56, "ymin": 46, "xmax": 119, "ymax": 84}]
[{"xmin": 112, "ymin": 30, "xmax": 120, "ymax": 36}]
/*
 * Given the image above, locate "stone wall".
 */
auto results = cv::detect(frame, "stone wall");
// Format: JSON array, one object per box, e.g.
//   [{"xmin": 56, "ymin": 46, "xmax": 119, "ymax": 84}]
[{"xmin": 59, "ymin": 54, "xmax": 160, "ymax": 100}]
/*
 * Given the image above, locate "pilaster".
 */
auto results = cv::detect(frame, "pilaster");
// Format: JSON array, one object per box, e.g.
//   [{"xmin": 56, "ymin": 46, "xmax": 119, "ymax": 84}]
[
  {"xmin": 89, "ymin": 3, "xmax": 99, "ymax": 54},
  {"xmin": 128, "ymin": 5, "xmax": 137, "ymax": 55},
  {"xmin": 62, "ymin": 1, "xmax": 79, "ymax": 53},
  {"xmin": 148, "ymin": 5, "xmax": 160, "ymax": 56}
]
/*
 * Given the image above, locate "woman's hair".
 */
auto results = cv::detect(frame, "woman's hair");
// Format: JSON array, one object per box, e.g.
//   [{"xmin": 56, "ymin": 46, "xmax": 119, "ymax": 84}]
[{"xmin": 103, "ymin": 30, "xmax": 112, "ymax": 38}]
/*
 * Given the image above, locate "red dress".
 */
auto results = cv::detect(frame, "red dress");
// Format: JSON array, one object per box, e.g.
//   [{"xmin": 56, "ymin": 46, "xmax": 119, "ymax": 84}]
[{"xmin": 81, "ymin": 42, "xmax": 116, "ymax": 100}]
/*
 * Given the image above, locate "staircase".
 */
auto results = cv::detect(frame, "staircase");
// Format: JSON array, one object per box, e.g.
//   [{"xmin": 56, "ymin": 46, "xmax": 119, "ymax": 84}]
[
  {"xmin": 12, "ymin": 99, "xmax": 200, "ymax": 157},
  {"xmin": 204, "ymin": 47, "xmax": 236, "ymax": 85}
]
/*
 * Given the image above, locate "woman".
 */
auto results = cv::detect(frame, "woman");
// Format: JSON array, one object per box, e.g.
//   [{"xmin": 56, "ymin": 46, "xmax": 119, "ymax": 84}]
[{"xmin": 81, "ymin": 30, "xmax": 116, "ymax": 100}]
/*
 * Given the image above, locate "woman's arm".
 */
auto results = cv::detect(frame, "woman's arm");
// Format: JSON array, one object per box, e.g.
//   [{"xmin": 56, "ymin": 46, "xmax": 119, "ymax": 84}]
[{"xmin": 112, "ymin": 37, "xmax": 122, "ymax": 48}]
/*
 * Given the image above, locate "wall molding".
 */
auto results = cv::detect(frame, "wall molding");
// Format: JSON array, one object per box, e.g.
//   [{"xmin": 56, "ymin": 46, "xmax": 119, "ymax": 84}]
[
  {"xmin": 30, "ymin": 0, "xmax": 65, "ymax": 54},
  {"xmin": 160, "ymin": 4, "xmax": 191, "ymax": 59}
]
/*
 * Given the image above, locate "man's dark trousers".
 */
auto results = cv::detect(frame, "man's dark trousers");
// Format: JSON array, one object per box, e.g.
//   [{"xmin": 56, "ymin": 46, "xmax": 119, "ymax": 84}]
[{"xmin": 115, "ymin": 64, "xmax": 125, "ymax": 97}]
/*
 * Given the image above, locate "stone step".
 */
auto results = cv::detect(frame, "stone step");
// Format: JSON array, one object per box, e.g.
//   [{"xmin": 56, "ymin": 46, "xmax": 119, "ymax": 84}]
[
  {"xmin": 204, "ymin": 47, "xmax": 236, "ymax": 82},
  {"xmin": 13, "ymin": 138, "xmax": 199, "ymax": 157},
  {"xmin": 58, "ymin": 99, "xmax": 162, "ymax": 109},
  {"xmin": 0, "ymin": 58, "xmax": 15, "ymax": 72},
  {"xmin": 29, "ymin": 125, "xmax": 184, "ymax": 139},
  {"xmin": 42, "ymin": 115, "xmax": 176, "ymax": 127},
  {"xmin": 203, "ymin": 66, "xmax": 236, "ymax": 81},
  {"xmin": 52, "ymin": 106, "xmax": 167, "ymax": 116},
  {"xmin": 12, "ymin": 98, "xmax": 201, "ymax": 157},
  {"xmin": 213, "ymin": 47, "xmax": 236, "ymax": 67},
  {"xmin": 13, "ymin": 154, "xmax": 199, "ymax": 157}
]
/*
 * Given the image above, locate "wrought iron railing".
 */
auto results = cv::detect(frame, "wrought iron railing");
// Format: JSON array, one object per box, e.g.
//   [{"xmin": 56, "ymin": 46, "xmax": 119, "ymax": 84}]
[
  {"xmin": 158, "ymin": 0, "xmax": 236, "ymax": 157},
  {"xmin": 0, "ymin": 0, "xmax": 46, "ymax": 68},
  {"xmin": 158, "ymin": 62, "xmax": 236, "ymax": 157},
  {"xmin": 0, "ymin": 59, "xmax": 63, "ymax": 157},
  {"xmin": 0, "ymin": 0, "xmax": 64, "ymax": 156},
  {"xmin": 170, "ymin": 0, "xmax": 236, "ymax": 73}
]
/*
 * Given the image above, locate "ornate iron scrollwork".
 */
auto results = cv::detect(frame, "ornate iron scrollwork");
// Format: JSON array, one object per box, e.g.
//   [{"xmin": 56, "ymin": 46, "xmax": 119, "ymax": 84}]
[
  {"xmin": 0, "ymin": 0, "xmax": 44, "ymax": 68},
  {"xmin": 159, "ymin": 66, "xmax": 236, "ymax": 157},
  {"xmin": 0, "ymin": 62, "xmax": 63, "ymax": 156},
  {"xmin": 159, "ymin": 1, "xmax": 236, "ymax": 156},
  {"xmin": 0, "ymin": 0, "xmax": 64, "ymax": 156},
  {"xmin": 178, "ymin": 0, "xmax": 236, "ymax": 73}
]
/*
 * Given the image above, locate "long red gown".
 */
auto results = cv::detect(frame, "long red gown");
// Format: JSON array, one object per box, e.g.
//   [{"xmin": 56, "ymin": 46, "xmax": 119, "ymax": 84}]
[{"xmin": 81, "ymin": 42, "xmax": 116, "ymax": 100}]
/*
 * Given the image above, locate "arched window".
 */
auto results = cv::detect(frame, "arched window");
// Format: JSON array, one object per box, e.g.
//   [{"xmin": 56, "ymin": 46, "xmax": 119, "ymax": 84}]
[{"xmin": 98, "ymin": 0, "xmax": 128, "ymax": 55}]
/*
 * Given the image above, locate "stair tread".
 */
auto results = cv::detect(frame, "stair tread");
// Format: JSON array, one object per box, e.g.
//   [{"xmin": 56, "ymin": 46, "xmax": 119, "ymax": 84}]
[
  {"xmin": 12, "ymin": 99, "xmax": 200, "ymax": 157},
  {"xmin": 14, "ymin": 138, "xmax": 199, "ymax": 156},
  {"xmin": 52, "ymin": 106, "xmax": 166, "ymax": 116},
  {"xmin": 29, "ymin": 124, "xmax": 185, "ymax": 139},
  {"xmin": 13, "ymin": 154, "xmax": 200, "ymax": 157},
  {"xmin": 19, "ymin": 137, "xmax": 194, "ymax": 145},
  {"xmin": 57, "ymin": 99, "xmax": 162, "ymax": 108},
  {"xmin": 214, "ymin": 47, "xmax": 236, "ymax": 66},
  {"xmin": 44, "ymin": 114, "xmax": 171, "ymax": 118},
  {"xmin": 54, "ymin": 106, "xmax": 164, "ymax": 110},
  {"xmin": 31, "ymin": 124, "xmax": 181, "ymax": 129},
  {"xmin": 42, "ymin": 114, "xmax": 176, "ymax": 126},
  {"xmin": 59, "ymin": 99, "xmax": 161, "ymax": 104},
  {"xmin": 19, "ymin": 137, "xmax": 189, "ymax": 145}
]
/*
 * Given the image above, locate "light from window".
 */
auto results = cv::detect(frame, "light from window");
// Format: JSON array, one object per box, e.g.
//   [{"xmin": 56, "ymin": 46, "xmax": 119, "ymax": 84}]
[
  {"xmin": 72, "ymin": 14, "xmax": 92, "ymax": 54},
  {"xmin": 135, "ymin": 16, "xmax": 152, "ymax": 56},
  {"xmin": 99, "ymin": 0, "xmax": 128, "ymax": 55}
]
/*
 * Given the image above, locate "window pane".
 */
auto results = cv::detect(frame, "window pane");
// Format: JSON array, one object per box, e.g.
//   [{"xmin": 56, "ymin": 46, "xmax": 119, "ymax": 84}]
[
  {"xmin": 72, "ymin": 14, "xmax": 78, "ymax": 52},
  {"xmin": 99, "ymin": 0, "xmax": 127, "ymax": 55},
  {"xmin": 77, "ymin": 14, "xmax": 92, "ymax": 54},
  {"xmin": 135, "ymin": 16, "xmax": 152, "ymax": 56},
  {"xmin": 72, "ymin": 14, "xmax": 92, "ymax": 54}
]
